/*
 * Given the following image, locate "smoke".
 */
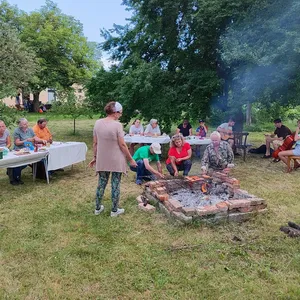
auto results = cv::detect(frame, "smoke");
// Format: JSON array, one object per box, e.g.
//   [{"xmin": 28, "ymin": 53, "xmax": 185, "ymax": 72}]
[{"xmin": 220, "ymin": 0, "xmax": 300, "ymax": 105}]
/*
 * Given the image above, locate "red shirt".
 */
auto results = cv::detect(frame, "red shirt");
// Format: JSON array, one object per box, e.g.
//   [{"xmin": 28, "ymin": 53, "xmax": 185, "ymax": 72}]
[{"xmin": 166, "ymin": 143, "xmax": 191, "ymax": 165}]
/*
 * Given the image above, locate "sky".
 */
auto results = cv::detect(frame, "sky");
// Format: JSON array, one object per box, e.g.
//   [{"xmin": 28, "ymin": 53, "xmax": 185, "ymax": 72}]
[{"xmin": 8, "ymin": 0, "xmax": 131, "ymax": 42}]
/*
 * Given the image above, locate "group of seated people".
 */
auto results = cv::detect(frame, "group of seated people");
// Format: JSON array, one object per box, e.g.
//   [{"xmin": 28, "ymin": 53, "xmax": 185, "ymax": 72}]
[
  {"xmin": 0, "ymin": 118, "xmax": 52, "ymax": 185},
  {"xmin": 128, "ymin": 119, "xmax": 235, "ymax": 185}
]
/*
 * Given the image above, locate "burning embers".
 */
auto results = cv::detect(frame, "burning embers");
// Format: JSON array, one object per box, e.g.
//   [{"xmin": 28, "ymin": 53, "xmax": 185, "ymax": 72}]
[{"xmin": 142, "ymin": 172, "xmax": 267, "ymax": 224}]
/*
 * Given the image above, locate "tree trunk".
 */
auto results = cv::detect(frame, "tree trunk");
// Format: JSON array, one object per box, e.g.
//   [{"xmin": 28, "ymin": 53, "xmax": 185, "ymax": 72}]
[
  {"xmin": 33, "ymin": 92, "xmax": 40, "ymax": 112},
  {"xmin": 73, "ymin": 119, "xmax": 76, "ymax": 135},
  {"xmin": 246, "ymin": 101, "xmax": 252, "ymax": 125}
]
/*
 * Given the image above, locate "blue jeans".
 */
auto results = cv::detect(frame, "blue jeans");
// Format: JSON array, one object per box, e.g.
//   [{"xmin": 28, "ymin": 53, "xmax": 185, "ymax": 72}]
[
  {"xmin": 7, "ymin": 165, "xmax": 27, "ymax": 182},
  {"xmin": 130, "ymin": 160, "xmax": 154, "ymax": 182},
  {"xmin": 166, "ymin": 159, "xmax": 192, "ymax": 176}
]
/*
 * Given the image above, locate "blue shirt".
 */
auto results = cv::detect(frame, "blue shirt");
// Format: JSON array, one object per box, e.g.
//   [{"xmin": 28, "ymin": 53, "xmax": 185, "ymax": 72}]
[{"xmin": 13, "ymin": 127, "xmax": 35, "ymax": 150}]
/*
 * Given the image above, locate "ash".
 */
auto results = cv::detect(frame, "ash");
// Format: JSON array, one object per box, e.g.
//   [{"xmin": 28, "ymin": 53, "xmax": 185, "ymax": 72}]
[{"xmin": 170, "ymin": 188, "xmax": 229, "ymax": 208}]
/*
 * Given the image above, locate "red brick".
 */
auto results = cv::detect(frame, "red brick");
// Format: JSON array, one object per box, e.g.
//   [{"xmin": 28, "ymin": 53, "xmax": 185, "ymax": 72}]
[
  {"xmin": 228, "ymin": 199, "xmax": 251, "ymax": 210},
  {"xmin": 197, "ymin": 205, "xmax": 220, "ymax": 216},
  {"xmin": 168, "ymin": 198, "xmax": 183, "ymax": 212},
  {"xmin": 248, "ymin": 198, "xmax": 266, "ymax": 206},
  {"xmin": 155, "ymin": 187, "xmax": 166, "ymax": 195},
  {"xmin": 237, "ymin": 207, "xmax": 253, "ymax": 213},
  {"xmin": 158, "ymin": 194, "xmax": 169, "ymax": 201},
  {"xmin": 182, "ymin": 207, "xmax": 197, "ymax": 216},
  {"xmin": 163, "ymin": 200, "xmax": 174, "ymax": 212},
  {"xmin": 138, "ymin": 203, "xmax": 156, "ymax": 213},
  {"xmin": 216, "ymin": 201, "xmax": 229, "ymax": 211}
]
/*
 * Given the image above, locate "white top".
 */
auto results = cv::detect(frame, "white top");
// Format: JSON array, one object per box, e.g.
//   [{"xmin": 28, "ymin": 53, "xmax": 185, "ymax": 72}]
[
  {"xmin": 144, "ymin": 124, "xmax": 161, "ymax": 135},
  {"xmin": 218, "ymin": 123, "xmax": 232, "ymax": 131},
  {"xmin": 129, "ymin": 124, "xmax": 144, "ymax": 135}
]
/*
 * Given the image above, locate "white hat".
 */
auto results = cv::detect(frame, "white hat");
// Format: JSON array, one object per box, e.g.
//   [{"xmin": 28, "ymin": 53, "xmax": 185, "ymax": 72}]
[{"xmin": 150, "ymin": 142, "xmax": 161, "ymax": 154}]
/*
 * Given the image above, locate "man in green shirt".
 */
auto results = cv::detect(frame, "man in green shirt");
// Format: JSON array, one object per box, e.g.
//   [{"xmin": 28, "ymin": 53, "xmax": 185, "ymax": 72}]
[{"xmin": 130, "ymin": 142, "xmax": 164, "ymax": 185}]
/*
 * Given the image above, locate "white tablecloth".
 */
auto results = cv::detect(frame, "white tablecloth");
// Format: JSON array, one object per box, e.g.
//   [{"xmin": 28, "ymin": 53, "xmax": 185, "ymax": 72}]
[
  {"xmin": 0, "ymin": 151, "xmax": 49, "ymax": 168},
  {"xmin": 47, "ymin": 142, "xmax": 87, "ymax": 171},
  {"xmin": 124, "ymin": 135, "xmax": 171, "ymax": 144},
  {"xmin": 185, "ymin": 137, "xmax": 211, "ymax": 145}
]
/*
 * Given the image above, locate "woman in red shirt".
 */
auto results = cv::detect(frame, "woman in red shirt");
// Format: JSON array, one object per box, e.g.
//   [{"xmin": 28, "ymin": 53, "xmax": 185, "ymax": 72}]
[{"xmin": 166, "ymin": 134, "xmax": 192, "ymax": 176}]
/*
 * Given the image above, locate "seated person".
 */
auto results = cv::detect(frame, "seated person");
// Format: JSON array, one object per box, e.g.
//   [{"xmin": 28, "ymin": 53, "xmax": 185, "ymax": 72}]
[
  {"xmin": 129, "ymin": 119, "xmax": 144, "ymax": 155},
  {"xmin": 195, "ymin": 119, "xmax": 208, "ymax": 158},
  {"xmin": 0, "ymin": 120, "xmax": 11, "ymax": 148},
  {"xmin": 8, "ymin": 118, "xmax": 46, "ymax": 185},
  {"xmin": 144, "ymin": 119, "xmax": 161, "ymax": 136},
  {"xmin": 166, "ymin": 134, "xmax": 192, "ymax": 176},
  {"xmin": 130, "ymin": 142, "xmax": 164, "ymax": 185},
  {"xmin": 33, "ymin": 118, "xmax": 53, "ymax": 143},
  {"xmin": 263, "ymin": 118, "xmax": 292, "ymax": 158},
  {"xmin": 196, "ymin": 119, "xmax": 208, "ymax": 138},
  {"xmin": 217, "ymin": 117, "xmax": 235, "ymax": 148},
  {"xmin": 278, "ymin": 120, "xmax": 300, "ymax": 171},
  {"xmin": 201, "ymin": 131, "xmax": 234, "ymax": 174},
  {"xmin": 176, "ymin": 119, "xmax": 192, "ymax": 137}
]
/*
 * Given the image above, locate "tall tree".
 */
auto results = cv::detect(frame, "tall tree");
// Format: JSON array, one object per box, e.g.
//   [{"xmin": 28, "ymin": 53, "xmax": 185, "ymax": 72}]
[{"xmin": 19, "ymin": 0, "xmax": 96, "ymax": 111}]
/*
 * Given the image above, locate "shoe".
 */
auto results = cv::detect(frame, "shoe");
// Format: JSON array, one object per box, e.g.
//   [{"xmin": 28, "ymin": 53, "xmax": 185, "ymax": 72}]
[
  {"xmin": 18, "ymin": 180, "xmax": 24, "ymax": 185},
  {"xmin": 136, "ymin": 179, "xmax": 143, "ymax": 185},
  {"xmin": 110, "ymin": 208, "xmax": 125, "ymax": 217},
  {"xmin": 262, "ymin": 154, "xmax": 272, "ymax": 158},
  {"xmin": 94, "ymin": 205, "xmax": 104, "ymax": 215},
  {"xmin": 288, "ymin": 221, "xmax": 300, "ymax": 230},
  {"xmin": 234, "ymin": 152, "xmax": 241, "ymax": 156},
  {"xmin": 10, "ymin": 180, "xmax": 19, "ymax": 186},
  {"xmin": 273, "ymin": 158, "xmax": 280, "ymax": 163}
]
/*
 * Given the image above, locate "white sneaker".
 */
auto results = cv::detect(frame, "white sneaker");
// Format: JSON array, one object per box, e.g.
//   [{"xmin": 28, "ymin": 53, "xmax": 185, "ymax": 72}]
[
  {"xmin": 94, "ymin": 205, "xmax": 104, "ymax": 215},
  {"xmin": 110, "ymin": 208, "xmax": 125, "ymax": 217}
]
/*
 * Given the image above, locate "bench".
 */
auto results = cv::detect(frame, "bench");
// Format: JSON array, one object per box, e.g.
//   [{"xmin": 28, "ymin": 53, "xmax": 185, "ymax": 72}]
[{"xmin": 287, "ymin": 155, "xmax": 300, "ymax": 172}]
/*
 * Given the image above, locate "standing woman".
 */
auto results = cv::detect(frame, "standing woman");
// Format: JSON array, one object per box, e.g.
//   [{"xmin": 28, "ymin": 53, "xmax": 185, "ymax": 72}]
[{"xmin": 89, "ymin": 101, "xmax": 137, "ymax": 217}]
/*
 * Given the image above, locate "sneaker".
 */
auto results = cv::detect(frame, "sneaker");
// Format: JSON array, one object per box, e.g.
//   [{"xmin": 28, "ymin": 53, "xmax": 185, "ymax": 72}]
[
  {"xmin": 94, "ymin": 205, "xmax": 104, "ymax": 215},
  {"xmin": 110, "ymin": 208, "xmax": 125, "ymax": 217},
  {"xmin": 10, "ymin": 180, "xmax": 19, "ymax": 186},
  {"xmin": 136, "ymin": 179, "xmax": 143, "ymax": 185}
]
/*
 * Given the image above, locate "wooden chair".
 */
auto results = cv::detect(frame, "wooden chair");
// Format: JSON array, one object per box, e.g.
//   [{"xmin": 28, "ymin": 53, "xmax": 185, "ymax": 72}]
[
  {"xmin": 233, "ymin": 132, "xmax": 252, "ymax": 161},
  {"xmin": 287, "ymin": 155, "xmax": 300, "ymax": 172}
]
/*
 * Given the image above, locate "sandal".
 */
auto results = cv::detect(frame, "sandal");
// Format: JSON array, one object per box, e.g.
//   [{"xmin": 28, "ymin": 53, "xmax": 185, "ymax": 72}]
[{"xmin": 262, "ymin": 154, "xmax": 272, "ymax": 158}]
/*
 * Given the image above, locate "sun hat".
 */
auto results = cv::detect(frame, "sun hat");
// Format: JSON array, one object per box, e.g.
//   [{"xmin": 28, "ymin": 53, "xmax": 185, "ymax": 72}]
[{"xmin": 150, "ymin": 142, "xmax": 161, "ymax": 154}]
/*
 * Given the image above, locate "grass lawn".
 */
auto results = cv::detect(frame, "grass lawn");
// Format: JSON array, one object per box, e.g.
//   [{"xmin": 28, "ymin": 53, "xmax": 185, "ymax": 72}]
[{"xmin": 1, "ymin": 118, "xmax": 300, "ymax": 299}]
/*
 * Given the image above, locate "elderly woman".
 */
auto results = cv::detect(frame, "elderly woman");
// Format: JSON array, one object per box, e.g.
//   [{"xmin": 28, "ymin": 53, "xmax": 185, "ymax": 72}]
[
  {"xmin": 0, "ymin": 120, "xmax": 11, "ymax": 148},
  {"xmin": 89, "ymin": 101, "xmax": 137, "ymax": 217},
  {"xmin": 201, "ymin": 131, "xmax": 234, "ymax": 174},
  {"xmin": 166, "ymin": 134, "xmax": 192, "ymax": 176},
  {"xmin": 144, "ymin": 119, "xmax": 161, "ymax": 136},
  {"xmin": 129, "ymin": 119, "xmax": 144, "ymax": 155},
  {"xmin": 7, "ymin": 118, "xmax": 46, "ymax": 185},
  {"xmin": 278, "ymin": 120, "xmax": 300, "ymax": 171}
]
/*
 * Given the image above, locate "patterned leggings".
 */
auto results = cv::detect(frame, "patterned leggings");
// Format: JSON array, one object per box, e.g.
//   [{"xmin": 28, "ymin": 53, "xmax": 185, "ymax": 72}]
[{"xmin": 95, "ymin": 171, "xmax": 122, "ymax": 212}]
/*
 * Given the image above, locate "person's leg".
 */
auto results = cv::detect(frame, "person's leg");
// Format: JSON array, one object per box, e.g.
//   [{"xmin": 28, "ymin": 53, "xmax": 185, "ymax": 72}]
[
  {"xmin": 195, "ymin": 145, "xmax": 201, "ymax": 158},
  {"xmin": 12, "ymin": 165, "xmax": 27, "ymax": 184},
  {"xmin": 181, "ymin": 159, "xmax": 192, "ymax": 176},
  {"xmin": 265, "ymin": 137, "xmax": 271, "ymax": 156},
  {"xmin": 129, "ymin": 143, "xmax": 136, "ymax": 156},
  {"xmin": 95, "ymin": 171, "xmax": 110, "ymax": 210},
  {"xmin": 132, "ymin": 159, "xmax": 146, "ymax": 184},
  {"xmin": 111, "ymin": 172, "xmax": 122, "ymax": 213},
  {"xmin": 166, "ymin": 163, "xmax": 175, "ymax": 176},
  {"xmin": 278, "ymin": 150, "xmax": 294, "ymax": 166}
]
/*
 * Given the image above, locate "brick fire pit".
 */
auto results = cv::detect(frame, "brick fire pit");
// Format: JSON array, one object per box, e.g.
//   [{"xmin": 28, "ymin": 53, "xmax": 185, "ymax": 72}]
[{"xmin": 138, "ymin": 172, "xmax": 267, "ymax": 224}]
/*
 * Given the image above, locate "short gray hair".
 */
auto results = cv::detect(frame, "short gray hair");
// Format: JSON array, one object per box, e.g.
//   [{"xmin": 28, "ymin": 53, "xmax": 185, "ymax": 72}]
[
  {"xmin": 18, "ymin": 118, "xmax": 28, "ymax": 127},
  {"xmin": 149, "ymin": 119, "xmax": 158, "ymax": 125},
  {"xmin": 210, "ymin": 131, "xmax": 221, "ymax": 139}
]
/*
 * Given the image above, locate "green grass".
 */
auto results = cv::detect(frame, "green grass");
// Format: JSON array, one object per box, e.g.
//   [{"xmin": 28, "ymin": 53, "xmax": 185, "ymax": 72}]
[{"xmin": 1, "ymin": 119, "xmax": 300, "ymax": 299}]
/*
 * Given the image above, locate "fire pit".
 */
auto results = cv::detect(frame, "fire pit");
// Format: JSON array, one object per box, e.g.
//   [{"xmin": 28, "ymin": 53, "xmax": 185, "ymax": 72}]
[{"xmin": 139, "ymin": 172, "xmax": 267, "ymax": 224}]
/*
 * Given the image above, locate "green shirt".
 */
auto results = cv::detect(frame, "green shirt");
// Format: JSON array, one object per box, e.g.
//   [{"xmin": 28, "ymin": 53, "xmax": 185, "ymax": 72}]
[{"xmin": 133, "ymin": 145, "xmax": 159, "ymax": 162}]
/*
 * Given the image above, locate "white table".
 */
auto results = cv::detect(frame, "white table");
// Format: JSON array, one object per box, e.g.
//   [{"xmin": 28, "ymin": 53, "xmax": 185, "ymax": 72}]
[
  {"xmin": 185, "ymin": 136, "xmax": 211, "ymax": 145},
  {"xmin": 124, "ymin": 135, "xmax": 171, "ymax": 144},
  {"xmin": 0, "ymin": 150, "xmax": 49, "ymax": 183},
  {"xmin": 47, "ymin": 142, "xmax": 87, "ymax": 171}
]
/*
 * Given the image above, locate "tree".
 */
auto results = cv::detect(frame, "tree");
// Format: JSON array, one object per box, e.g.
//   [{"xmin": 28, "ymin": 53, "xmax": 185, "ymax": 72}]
[
  {"xmin": 19, "ymin": 0, "xmax": 97, "ymax": 111},
  {"xmin": 220, "ymin": 0, "xmax": 300, "ymax": 123},
  {"xmin": 51, "ymin": 92, "xmax": 93, "ymax": 135}
]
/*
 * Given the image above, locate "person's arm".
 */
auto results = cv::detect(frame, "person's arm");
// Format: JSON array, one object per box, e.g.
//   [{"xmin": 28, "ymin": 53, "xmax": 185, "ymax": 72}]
[
  {"xmin": 294, "ymin": 127, "xmax": 300, "ymax": 141},
  {"xmin": 176, "ymin": 149, "xmax": 192, "ymax": 163},
  {"xmin": 143, "ymin": 158, "xmax": 163, "ymax": 178},
  {"xmin": 117, "ymin": 136, "xmax": 137, "ymax": 167},
  {"xmin": 201, "ymin": 148, "xmax": 209, "ymax": 174},
  {"xmin": 33, "ymin": 135, "xmax": 46, "ymax": 144},
  {"xmin": 169, "ymin": 156, "xmax": 179, "ymax": 176},
  {"xmin": 89, "ymin": 135, "xmax": 97, "ymax": 167},
  {"xmin": 176, "ymin": 128, "xmax": 180, "ymax": 134},
  {"xmin": 157, "ymin": 126, "xmax": 161, "ymax": 135},
  {"xmin": 6, "ymin": 135, "xmax": 11, "ymax": 148},
  {"xmin": 156, "ymin": 161, "xmax": 163, "ymax": 175},
  {"xmin": 144, "ymin": 125, "xmax": 152, "ymax": 136},
  {"xmin": 189, "ymin": 128, "xmax": 192, "ymax": 136}
]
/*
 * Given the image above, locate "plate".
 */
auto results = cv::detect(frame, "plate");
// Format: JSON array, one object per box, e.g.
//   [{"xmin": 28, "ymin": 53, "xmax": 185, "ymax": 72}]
[{"xmin": 14, "ymin": 151, "xmax": 30, "ymax": 156}]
